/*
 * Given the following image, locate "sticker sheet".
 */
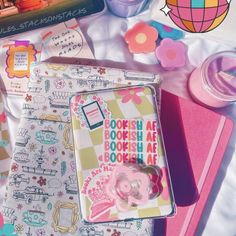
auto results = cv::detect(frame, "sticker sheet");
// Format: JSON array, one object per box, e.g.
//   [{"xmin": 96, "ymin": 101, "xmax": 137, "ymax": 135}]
[
  {"xmin": 0, "ymin": 91, "xmax": 11, "ymax": 203},
  {"xmin": 2, "ymin": 61, "xmax": 161, "ymax": 235},
  {"xmin": 70, "ymin": 86, "xmax": 175, "ymax": 223}
]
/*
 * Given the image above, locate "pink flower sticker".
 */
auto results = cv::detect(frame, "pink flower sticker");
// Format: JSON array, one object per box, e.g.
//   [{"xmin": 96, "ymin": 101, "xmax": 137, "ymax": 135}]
[
  {"xmin": 117, "ymin": 87, "xmax": 144, "ymax": 104},
  {"xmin": 155, "ymin": 38, "xmax": 187, "ymax": 69}
]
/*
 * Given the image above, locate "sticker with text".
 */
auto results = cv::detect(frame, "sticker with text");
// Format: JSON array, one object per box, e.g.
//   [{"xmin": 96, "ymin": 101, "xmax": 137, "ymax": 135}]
[{"xmin": 102, "ymin": 119, "xmax": 162, "ymax": 165}]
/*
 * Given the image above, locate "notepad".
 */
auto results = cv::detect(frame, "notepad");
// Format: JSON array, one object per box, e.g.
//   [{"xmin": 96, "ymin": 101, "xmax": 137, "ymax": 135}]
[{"xmin": 155, "ymin": 90, "xmax": 234, "ymax": 236}]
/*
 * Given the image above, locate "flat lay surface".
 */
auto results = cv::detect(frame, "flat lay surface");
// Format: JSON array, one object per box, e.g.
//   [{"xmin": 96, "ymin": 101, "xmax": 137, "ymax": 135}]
[{"xmin": 0, "ymin": 1, "xmax": 236, "ymax": 235}]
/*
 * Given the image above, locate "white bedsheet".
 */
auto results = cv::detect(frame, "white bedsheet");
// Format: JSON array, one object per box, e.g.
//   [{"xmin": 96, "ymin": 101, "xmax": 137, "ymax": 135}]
[{"xmin": 2, "ymin": 4, "xmax": 236, "ymax": 236}]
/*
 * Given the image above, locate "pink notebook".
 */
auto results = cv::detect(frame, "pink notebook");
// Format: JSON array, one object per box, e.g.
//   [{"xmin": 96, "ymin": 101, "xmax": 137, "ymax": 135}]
[{"xmin": 155, "ymin": 90, "xmax": 234, "ymax": 236}]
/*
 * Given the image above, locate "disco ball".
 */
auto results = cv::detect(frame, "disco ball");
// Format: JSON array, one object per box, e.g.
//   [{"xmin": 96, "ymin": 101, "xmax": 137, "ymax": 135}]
[{"xmin": 166, "ymin": 0, "xmax": 230, "ymax": 33}]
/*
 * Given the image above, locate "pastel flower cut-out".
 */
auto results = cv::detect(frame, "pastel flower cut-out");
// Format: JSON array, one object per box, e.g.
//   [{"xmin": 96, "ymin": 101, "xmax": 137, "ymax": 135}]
[
  {"xmin": 155, "ymin": 38, "xmax": 187, "ymax": 69},
  {"xmin": 150, "ymin": 21, "xmax": 184, "ymax": 40},
  {"xmin": 117, "ymin": 87, "xmax": 144, "ymax": 104},
  {"xmin": 124, "ymin": 22, "xmax": 158, "ymax": 53},
  {"xmin": 106, "ymin": 165, "xmax": 150, "ymax": 212}
]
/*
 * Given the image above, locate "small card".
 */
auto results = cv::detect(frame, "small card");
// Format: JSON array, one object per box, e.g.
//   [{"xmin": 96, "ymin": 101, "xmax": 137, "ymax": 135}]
[
  {"xmin": 0, "ymin": 37, "xmax": 42, "ymax": 96},
  {"xmin": 41, "ymin": 19, "xmax": 94, "ymax": 60}
]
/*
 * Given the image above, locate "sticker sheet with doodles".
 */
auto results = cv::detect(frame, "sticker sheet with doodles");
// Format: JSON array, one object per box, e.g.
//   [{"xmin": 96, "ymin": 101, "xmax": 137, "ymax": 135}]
[
  {"xmin": 2, "ymin": 61, "xmax": 162, "ymax": 235},
  {"xmin": 70, "ymin": 86, "xmax": 175, "ymax": 223}
]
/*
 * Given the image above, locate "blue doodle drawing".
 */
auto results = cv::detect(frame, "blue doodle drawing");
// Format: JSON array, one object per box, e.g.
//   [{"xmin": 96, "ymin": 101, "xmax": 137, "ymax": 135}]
[
  {"xmin": 22, "ymin": 210, "xmax": 47, "ymax": 227},
  {"xmin": 35, "ymin": 130, "xmax": 58, "ymax": 145}
]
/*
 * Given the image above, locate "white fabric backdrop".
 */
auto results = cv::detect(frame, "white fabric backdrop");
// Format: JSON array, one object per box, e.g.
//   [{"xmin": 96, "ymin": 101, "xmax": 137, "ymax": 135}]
[{"xmin": 2, "ymin": 2, "xmax": 236, "ymax": 236}]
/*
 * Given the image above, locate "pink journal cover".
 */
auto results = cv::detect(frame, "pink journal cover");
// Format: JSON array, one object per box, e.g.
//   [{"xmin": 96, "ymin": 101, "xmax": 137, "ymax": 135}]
[{"xmin": 156, "ymin": 90, "xmax": 234, "ymax": 236}]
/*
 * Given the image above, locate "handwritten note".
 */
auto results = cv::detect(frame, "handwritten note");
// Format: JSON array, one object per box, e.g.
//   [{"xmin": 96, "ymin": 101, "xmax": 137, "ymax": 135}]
[
  {"xmin": 44, "ymin": 29, "xmax": 83, "ymax": 57},
  {"xmin": 14, "ymin": 52, "xmax": 28, "ymax": 71}
]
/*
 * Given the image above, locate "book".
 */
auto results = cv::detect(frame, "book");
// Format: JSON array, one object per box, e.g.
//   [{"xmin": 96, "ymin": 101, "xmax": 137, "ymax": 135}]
[
  {"xmin": 0, "ymin": 0, "xmax": 105, "ymax": 38},
  {"xmin": 154, "ymin": 90, "xmax": 234, "ymax": 236}
]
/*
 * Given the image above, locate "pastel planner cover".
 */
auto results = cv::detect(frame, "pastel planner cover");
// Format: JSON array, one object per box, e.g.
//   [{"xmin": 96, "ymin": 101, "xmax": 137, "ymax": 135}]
[
  {"xmin": 70, "ymin": 86, "xmax": 175, "ymax": 223},
  {"xmin": 155, "ymin": 90, "xmax": 234, "ymax": 236},
  {"xmin": 2, "ymin": 61, "xmax": 161, "ymax": 235}
]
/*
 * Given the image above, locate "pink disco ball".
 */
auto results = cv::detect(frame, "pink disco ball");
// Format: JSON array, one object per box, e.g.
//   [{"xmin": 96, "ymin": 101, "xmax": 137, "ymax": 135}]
[{"xmin": 166, "ymin": 0, "xmax": 230, "ymax": 33}]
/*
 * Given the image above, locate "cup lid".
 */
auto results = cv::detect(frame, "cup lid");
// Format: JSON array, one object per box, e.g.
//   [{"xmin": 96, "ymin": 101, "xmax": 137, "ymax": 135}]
[{"xmin": 202, "ymin": 51, "xmax": 236, "ymax": 101}]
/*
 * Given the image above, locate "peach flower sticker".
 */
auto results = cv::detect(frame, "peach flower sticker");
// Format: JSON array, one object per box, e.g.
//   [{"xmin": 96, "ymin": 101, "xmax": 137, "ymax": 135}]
[
  {"xmin": 124, "ymin": 22, "xmax": 158, "ymax": 53},
  {"xmin": 117, "ymin": 87, "xmax": 144, "ymax": 104}
]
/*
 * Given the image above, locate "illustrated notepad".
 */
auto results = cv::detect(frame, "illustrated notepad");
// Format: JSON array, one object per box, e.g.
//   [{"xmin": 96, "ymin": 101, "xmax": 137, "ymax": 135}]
[{"xmin": 71, "ymin": 85, "xmax": 175, "ymax": 223}]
